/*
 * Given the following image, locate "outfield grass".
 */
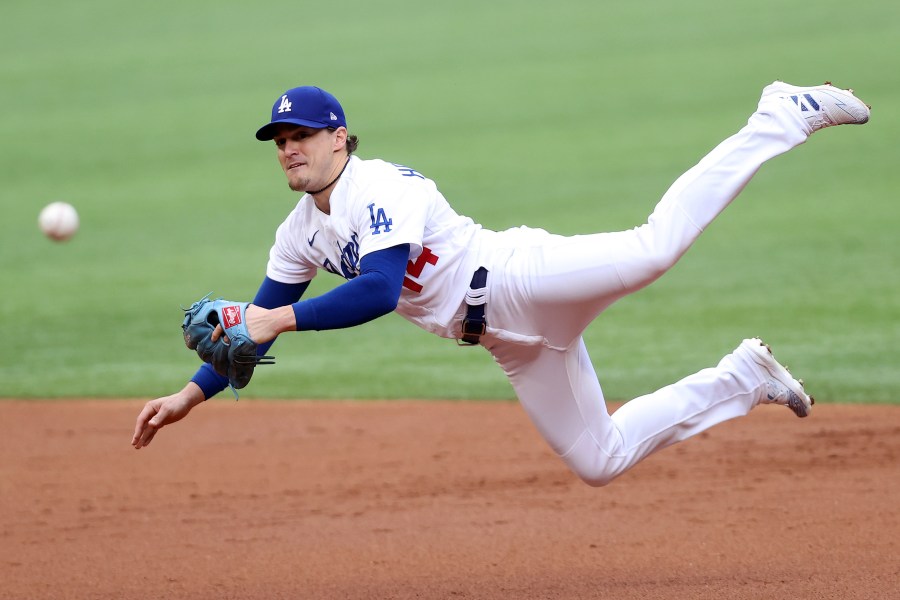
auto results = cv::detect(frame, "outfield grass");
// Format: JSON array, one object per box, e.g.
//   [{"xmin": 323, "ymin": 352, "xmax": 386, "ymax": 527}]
[{"xmin": 2, "ymin": 0, "xmax": 897, "ymax": 402}]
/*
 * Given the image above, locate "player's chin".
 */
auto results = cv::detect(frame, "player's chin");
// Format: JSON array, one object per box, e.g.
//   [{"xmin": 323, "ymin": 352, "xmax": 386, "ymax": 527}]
[{"xmin": 287, "ymin": 177, "xmax": 308, "ymax": 193}]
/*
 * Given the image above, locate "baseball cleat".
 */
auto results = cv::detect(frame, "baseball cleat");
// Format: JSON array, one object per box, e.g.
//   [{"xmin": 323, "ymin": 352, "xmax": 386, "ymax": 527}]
[
  {"xmin": 761, "ymin": 81, "xmax": 870, "ymax": 133},
  {"xmin": 739, "ymin": 338, "xmax": 814, "ymax": 418}
]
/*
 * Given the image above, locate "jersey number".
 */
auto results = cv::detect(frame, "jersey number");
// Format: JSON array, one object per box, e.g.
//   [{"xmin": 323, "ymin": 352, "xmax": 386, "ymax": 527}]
[{"xmin": 403, "ymin": 246, "xmax": 439, "ymax": 293}]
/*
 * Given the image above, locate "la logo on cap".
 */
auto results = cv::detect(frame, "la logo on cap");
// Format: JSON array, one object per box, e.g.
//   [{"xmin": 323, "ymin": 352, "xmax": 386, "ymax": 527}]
[{"xmin": 277, "ymin": 95, "xmax": 292, "ymax": 114}]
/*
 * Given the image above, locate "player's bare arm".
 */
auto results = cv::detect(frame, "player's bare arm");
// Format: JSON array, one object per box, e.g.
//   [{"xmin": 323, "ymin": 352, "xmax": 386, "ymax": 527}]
[
  {"xmin": 132, "ymin": 382, "xmax": 206, "ymax": 449},
  {"xmin": 247, "ymin": 304, "xmax": 298, "ymax": 340},
  {"xmin": 210, "ymin": 304, "xmax": 297, "ymax": 346}
]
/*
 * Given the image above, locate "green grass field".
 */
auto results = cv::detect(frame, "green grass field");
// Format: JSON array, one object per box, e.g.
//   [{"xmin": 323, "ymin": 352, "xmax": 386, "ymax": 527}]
[{"xmin": 2, "ymin": 0, "xmax": 897, "ymax": 402}]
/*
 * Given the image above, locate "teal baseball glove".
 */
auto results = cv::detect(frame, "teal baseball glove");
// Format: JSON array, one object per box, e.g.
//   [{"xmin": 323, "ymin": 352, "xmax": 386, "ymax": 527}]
[{"xmin": 181, "ymin": 294, "xmax": 275, "ymax": 391}]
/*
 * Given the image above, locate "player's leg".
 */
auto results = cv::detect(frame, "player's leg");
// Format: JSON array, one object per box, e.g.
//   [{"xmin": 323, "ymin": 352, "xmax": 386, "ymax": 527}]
[
  {"xmin": 486, "ymin": 335, "xmax": 811, "ymax": 487},
  {"xmin": 489, "ymin": 83, "xmax": 869, "ymax": 347}
]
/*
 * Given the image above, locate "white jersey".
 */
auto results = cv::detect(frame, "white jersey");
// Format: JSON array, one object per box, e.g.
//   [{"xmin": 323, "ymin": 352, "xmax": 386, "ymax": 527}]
[{"xmin": 266, "ymin": 156, "xmax": 487, "ymax": 337}]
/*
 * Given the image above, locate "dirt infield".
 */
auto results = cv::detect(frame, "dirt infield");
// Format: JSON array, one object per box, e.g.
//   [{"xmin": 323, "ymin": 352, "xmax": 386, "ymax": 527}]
[{"xmin": 1, "ymin": 400, "xmax": 898, "ymax": 599}]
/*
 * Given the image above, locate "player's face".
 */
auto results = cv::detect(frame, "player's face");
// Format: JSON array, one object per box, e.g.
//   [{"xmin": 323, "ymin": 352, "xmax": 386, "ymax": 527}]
[{"xmin": 272, "ymin": 125, "xmax": 341, "ymax": 193}]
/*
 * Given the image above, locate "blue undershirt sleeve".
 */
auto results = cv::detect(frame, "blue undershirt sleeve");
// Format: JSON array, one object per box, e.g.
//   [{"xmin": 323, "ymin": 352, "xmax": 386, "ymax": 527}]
[
  {"xmin": 189, "ymin": 277, "xmax": 311, "ymax": 400},
  {"xmin": 293, "ymin": 243, "xmax": 409, "ymax": 331}
]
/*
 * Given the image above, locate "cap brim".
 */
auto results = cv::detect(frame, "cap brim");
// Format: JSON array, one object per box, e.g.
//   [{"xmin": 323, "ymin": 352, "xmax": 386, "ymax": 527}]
[{"xmin": 255, "ymin": 118, "xmax": 331, "ymax": 141}]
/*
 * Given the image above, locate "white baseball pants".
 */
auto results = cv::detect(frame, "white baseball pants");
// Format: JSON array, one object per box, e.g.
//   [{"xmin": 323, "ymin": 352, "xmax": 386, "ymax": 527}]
[{"xmin": 480, "ymin": 94, "xmax": 810, "ymax": 486}]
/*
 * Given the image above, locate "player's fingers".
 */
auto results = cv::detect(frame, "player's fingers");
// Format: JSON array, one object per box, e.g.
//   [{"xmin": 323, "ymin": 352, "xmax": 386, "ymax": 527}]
[
  {"xmin": 138, "ymin": 411, "xmax": 168, "ymax": 448},
  {"xmin": 143, "ymin": 427, "xmax": 158, "ymax": 447},
  {"xmin": 133, "ymin": 423, "xmax": 154, "ymax": 449},
  {"xmin": 211, "ymin": 324, "xmax": 231, "ymax": 345},
  {"xmin": 132, "ymin": 403, "xmax": 158, "ymax": 447},
  {"xmin": 136, "ymin": 425, "xmax": 157, "ymax": 449}
]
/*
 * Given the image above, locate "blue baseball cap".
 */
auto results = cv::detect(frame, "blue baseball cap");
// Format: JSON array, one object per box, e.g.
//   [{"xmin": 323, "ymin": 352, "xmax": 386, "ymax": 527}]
[{"xmin": 255, "ymin": 86, "xmax": 347, "ymax": 141}]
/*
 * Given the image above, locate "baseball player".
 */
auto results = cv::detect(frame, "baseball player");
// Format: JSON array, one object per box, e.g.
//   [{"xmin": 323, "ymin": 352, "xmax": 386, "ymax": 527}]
[{"xmin": 133, "ymin": 82, "xmax": 870, "ymax": 486}]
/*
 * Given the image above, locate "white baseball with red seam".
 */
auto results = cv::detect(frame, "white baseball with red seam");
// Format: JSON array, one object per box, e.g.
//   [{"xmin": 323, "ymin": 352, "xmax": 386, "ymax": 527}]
[{"xmin": 38, "ymin": 202, "xmax": 79, "ymax": 242}]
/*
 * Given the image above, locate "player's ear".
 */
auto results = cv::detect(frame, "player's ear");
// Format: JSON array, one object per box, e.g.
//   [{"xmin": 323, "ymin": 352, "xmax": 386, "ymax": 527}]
[{"xmin": 333, "ymin": 126, "xmax": 348, "ymax": 151}]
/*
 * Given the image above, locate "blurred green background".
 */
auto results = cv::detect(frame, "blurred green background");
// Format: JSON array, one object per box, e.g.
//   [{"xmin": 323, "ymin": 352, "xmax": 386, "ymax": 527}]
[{"xmin": 2, "ymin": 0, "xmax": 897, "ymax": 402}]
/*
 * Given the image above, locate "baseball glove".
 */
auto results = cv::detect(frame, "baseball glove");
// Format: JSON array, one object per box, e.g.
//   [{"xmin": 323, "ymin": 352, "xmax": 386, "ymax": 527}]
[{"xmin": 182, "ymin": 294, "xmax": 274, "ymax": 391}]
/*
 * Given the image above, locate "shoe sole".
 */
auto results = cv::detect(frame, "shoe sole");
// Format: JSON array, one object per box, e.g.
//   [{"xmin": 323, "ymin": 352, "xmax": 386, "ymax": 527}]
[{"xmin": 742, "ymin": 338, "xmax": 814, "ymax": 418}]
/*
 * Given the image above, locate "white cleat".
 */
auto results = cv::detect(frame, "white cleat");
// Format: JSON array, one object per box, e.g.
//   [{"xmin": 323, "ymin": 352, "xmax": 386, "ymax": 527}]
[
  {"xmin": 739, "ymin": 337, "xmax": 814, "ymax": 418},
  {"xmin": 761, "ymin": 81, "xmax": 871, "ymax": 134}
]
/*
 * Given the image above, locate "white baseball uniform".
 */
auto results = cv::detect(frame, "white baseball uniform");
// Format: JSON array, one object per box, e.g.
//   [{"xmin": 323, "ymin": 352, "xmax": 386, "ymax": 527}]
[{"xmin": 267, "ymin": 91, "xmax": 811, "ymax": 485}]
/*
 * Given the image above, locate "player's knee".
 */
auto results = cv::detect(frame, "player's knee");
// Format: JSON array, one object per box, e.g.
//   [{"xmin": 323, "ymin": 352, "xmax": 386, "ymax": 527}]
[
  {"xmin": 558, "ymin": 435, "xmax": 628, "ymax": 487},
  {"xmin": 643, "ymin": 249, "xmax": 680, "ymax": 280},
  {"xmin": 563, "ymin": 456, "xmax": 621, "ymax": 487},
  {"xmin": 624, "ymin": 249, "xmax": 680, "ymax": 292},
  {"xmin": 627, "ymin": 224, "xmax": 685, "ymax": 281},
  {"xmin": 575, "ymin": 469, "xmax": 619, "ymax": 488}
]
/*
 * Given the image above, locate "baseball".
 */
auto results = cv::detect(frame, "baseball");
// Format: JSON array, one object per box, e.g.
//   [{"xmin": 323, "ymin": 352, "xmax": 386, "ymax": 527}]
[{"xmin": 38, "ymin": 202, "xmax": 79, "ymax": 242}]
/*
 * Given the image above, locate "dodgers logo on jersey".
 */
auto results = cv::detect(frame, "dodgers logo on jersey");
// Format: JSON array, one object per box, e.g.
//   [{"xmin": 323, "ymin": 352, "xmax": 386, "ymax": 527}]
[
  {"xmin": 323, "ymin": 233, "xmax": 361, "ymax": 280},
  {"xmin": 367, "ymin": 203, "xmax": 393, "ymax": 235}
]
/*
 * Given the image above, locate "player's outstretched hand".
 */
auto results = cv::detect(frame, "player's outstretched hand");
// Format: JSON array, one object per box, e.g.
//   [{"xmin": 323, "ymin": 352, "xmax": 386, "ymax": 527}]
[{"xmin": 132, "ymin": 383, "xmax": 206, "ymax": 449}]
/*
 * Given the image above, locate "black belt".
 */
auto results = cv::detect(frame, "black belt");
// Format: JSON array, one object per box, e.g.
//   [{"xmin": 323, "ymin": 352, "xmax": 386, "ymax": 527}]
[{"xmin": 460, "ymin": 267, "xmax": 488, "ymax": 345}]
